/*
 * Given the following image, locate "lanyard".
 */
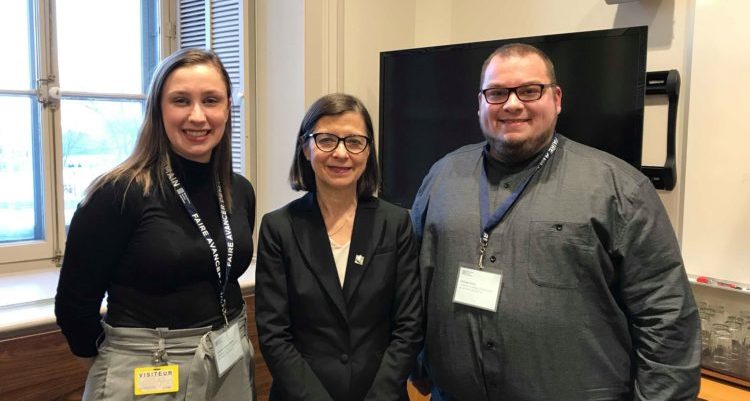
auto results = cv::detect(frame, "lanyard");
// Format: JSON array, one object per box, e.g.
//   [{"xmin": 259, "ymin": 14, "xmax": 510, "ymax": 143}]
[
  {"xmin": 477, "ymin": 135, "xmax": 558, "ymax": 268},
  {"xmin": 165, "ymin": 162, "xmax": 234, "ymax": 326}
]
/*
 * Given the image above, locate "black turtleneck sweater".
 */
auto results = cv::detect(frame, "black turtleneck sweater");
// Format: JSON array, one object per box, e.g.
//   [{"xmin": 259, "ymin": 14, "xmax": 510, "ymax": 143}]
[{"xmin": 55, "ymin": 155, "xmax": 256, "ymax": 357}]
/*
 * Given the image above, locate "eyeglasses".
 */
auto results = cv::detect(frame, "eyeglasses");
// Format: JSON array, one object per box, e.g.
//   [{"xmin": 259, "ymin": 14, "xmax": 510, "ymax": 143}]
[
  {"xmin": 480, "ymin": 83, "xmax": 556, "ymax": 104},
  {"xmin": 304, "ymin": 132, "xmax": 371, "ymax": 154}
]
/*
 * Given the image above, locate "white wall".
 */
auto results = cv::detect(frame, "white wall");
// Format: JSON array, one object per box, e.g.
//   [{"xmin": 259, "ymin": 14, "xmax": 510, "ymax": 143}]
[
  {"xmin": 681, "ymin": 0, "xmax": 750, "ymax": 284},
  {"xmin": 328, "ymin": 0, "xmax": 692, "ymax": 230},
  {"xmin": 254, "ymin": 0, "xmax": 305, "ymax": 218},
  {"xmin": 258, "ymin": 0, "xmax": 748, "ymax": 284}
]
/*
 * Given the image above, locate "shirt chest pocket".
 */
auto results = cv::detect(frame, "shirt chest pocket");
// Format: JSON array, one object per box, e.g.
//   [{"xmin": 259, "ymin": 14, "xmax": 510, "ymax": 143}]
[{"xmin": 527, "ymin": 221, "xmax": 596, "ymax": 289}]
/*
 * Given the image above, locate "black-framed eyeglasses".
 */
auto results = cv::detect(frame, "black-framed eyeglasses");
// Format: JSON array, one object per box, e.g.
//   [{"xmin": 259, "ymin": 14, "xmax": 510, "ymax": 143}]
[
  {"xmin": 304, "ymin": 132, "xmax": 371, "ymax": 154},
  {"xmin": 480, "ymin": 83, "xmax": 556, "ymax": 104}
]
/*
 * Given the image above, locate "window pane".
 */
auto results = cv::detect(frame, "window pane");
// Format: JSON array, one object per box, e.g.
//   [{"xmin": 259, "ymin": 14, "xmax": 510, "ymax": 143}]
[
  {"xmin": 61, "ymin": 99, "xmax": 143, "ymax": 224},
  {"xmin": 56, "ymin": 0, "xmax": 144, "ymax": 93},
  {"xmin": 0, "ymin": 0, "xmax": 32, "ymax": 90},
  {"xmin": 0, "ymin": 96, "xmax": 42, "ymax": 242}
]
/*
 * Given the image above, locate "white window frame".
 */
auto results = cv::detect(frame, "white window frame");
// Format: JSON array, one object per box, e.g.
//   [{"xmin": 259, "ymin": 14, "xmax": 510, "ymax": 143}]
[
  {"xmin": 0, "ymin": 0, "xmax": 255, "ymax": 273},
  {"xmin": 0, "ymin": 0, "xmax": 165, "ymax": 272}
]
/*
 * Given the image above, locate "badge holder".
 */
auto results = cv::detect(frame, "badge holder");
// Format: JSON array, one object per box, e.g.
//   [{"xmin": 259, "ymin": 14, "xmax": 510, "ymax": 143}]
[
  {"xmin": 452, "ymin": 262, "xmax": 503, "ymax": 312},
  {"xmin": 133, "ymin": 337, "xmax": 179, "ymax": 395},
  {"xmin": 210, "ymin": 320, "xmax": 244, "ymax": 377}
]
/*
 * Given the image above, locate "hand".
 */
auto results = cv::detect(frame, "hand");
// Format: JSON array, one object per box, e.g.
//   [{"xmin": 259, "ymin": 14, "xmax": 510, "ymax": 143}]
[{"xmin": 409, "ymin": 377, "xmax": 432, "ymax": 396}]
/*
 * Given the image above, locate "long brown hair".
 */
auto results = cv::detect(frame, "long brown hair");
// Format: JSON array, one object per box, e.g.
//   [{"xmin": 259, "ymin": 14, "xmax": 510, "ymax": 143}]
[{"xmin": 82, "ymin": 48, "xmax": 235, "ymax": 209}]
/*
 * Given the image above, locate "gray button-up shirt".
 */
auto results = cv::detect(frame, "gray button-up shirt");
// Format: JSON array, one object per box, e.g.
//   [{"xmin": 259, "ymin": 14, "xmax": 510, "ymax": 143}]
[{"xmin": 411, "ymin": 135, "xmax": 700, "ymax": 401}]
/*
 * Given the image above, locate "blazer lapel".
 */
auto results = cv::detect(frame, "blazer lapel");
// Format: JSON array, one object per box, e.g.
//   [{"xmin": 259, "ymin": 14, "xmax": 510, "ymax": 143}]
[
  {"xmin": 342, "ymin": 197, "xmax": 382, "ymax": 304},
  {"xmin": 289, "ymin": 192, "xmax": 349, "ymax": 323}
]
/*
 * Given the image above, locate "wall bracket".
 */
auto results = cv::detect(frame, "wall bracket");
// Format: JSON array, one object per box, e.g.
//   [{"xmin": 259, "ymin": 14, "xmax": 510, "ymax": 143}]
[{"xmin": 641, "ymin": 69, "xmax": 680, "ymax": 191}]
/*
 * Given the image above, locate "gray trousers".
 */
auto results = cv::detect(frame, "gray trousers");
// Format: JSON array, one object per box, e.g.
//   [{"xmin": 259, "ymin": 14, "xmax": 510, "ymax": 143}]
[{"xmin": 83, "ymin": 312, "xmax": 255, "ymax": 401}]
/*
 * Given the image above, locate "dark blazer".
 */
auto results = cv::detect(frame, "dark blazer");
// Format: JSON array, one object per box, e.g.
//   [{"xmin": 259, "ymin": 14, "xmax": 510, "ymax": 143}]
[{"xmin": 255, "ymin": 193, "xmax": 423, "ymax": 401}]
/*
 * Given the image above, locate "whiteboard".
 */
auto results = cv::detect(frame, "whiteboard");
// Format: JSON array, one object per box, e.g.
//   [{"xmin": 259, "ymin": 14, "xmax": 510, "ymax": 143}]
[{"xmin": 681, "ymin": 0, "xmax": 750, "ymax": 285}]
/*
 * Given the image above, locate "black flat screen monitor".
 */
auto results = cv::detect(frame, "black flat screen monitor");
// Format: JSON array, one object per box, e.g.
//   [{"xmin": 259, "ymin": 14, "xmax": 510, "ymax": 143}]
[{"xmin": 379, "ymin": 26, "xmax": 648, "ymax": 207}]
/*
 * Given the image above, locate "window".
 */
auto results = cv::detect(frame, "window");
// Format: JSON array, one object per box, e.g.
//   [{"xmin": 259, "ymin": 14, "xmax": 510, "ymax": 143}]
[
  {"xmin": 0, "ymin": 0, "xmax": 250, "ymax": 271},
  {"xmin": 0, "ymin": 0, "xmax": 158, "ymax": 268},
  {"xmin": 177, "ymin": 0, "xmax": 247, "ymax": 174},
  {"xmin": 57, "ymin": 1, "xmax": 159, "ymax": 226}
]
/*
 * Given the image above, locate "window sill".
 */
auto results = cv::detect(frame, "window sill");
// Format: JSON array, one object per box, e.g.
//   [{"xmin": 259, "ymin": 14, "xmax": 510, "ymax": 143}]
[
  {"xmin": 0, "ymin": 267, "xmax": 60, "ymax": 339},
  {"xmin": 0, "ymin": 262, "xmax": 256, "ymax": 340}
]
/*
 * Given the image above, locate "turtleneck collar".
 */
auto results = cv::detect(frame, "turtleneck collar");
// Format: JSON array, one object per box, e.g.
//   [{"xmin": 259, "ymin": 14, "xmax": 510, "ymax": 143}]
[
  {"xmin": 168, "ymin": 151, "xmax": 214, "ymax": 190},
  {"xmin": 483, "ymin": 142, "xmax": 548, "ymax": 185}
]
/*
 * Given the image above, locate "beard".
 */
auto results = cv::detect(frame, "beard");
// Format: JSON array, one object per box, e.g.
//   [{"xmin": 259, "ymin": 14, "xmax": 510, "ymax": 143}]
[{"xmin": 483, "ymin": 128, "xmax": 555, "ymax": 164}]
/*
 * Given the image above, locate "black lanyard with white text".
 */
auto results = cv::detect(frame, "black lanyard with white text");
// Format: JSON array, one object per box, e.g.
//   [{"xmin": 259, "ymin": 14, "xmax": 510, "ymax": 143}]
[
  {"xmin": 165, "ymin": 162, "xmax": 234, "ymax": 326},
  {"xmin": 477, "ymin": 135, "xmax": 558, "ymax": 268}
]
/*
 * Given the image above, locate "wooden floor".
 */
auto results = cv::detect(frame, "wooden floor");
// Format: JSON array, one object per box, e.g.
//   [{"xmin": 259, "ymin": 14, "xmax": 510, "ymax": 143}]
[
  {"xmin": 698, "ymin": 376, "xmax": 750, "ymax": 401},
  {"xmin": 408, "ymin": 382, "xmax": 430, "ymax": 400}
]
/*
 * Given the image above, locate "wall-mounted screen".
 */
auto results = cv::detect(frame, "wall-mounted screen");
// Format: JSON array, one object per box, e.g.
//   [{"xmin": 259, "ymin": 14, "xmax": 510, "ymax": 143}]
[{"xmin": 379, "ymin": 26, "xmax": 648, "ymax": 207}]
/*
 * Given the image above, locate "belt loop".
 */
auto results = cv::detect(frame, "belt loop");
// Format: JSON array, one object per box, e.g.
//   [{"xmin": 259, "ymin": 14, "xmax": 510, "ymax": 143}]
[{"xmin": 153, "ymin": 328, "xmax": 168, "ymax": 365}]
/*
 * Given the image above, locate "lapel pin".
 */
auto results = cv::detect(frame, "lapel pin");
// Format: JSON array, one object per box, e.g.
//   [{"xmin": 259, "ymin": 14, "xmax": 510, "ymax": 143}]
[{"xmin": 354, "ymin": 254, "xmax": 365, "ymax": 265}]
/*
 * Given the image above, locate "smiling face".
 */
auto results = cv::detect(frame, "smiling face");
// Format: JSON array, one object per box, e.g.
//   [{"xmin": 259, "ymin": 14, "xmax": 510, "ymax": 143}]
[
  {"xmin": 478, "ymin": 53, "xmax": 562, "ymax": 163},
  {"xmin": 303, "ymin": 111, "xmax": 370, "ymax": 194},
  {"xmin": 161, "ymin": 63, "xmax": 230, "ymax": 163}
]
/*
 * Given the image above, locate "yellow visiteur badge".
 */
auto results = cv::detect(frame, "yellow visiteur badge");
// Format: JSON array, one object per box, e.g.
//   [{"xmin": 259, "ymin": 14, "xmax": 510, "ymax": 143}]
[{"xmin": 133, "ymin": 365, "xmax": 179, "ymax": 395}]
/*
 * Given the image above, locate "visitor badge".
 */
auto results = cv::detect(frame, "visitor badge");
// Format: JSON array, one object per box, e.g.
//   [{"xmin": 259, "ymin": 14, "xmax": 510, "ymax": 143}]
[
  {"xmin": 452, "ymin": 264, "xmax": 502, "ymax": 312},
  {"xmin": 133, "ymin": 365, "xmax": 179, "ymax": 395},
  {"xmin": 210, "ymin": 320, "xmax": 244, "ymax": 377}
]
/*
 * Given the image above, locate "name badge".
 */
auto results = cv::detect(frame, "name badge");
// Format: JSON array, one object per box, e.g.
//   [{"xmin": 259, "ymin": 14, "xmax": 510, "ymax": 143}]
[
  {"xmin": 452, "ymin": 264, "xmax": 503, "ymax": 312},
  {"xmin": 133, "ymin": 365, "xmax": 179, "ymax": 395},
  {"xmin": 210, "ymin": 320, "xmax": 244, "ymax": 377}
]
